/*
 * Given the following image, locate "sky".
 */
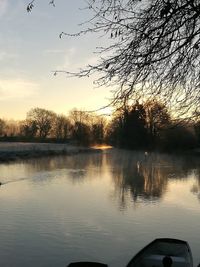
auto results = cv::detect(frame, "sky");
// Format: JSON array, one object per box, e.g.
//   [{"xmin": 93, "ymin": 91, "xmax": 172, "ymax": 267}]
[{"xmin": 0, "ymin": 0, "xmax": 113, "ymax": 120}]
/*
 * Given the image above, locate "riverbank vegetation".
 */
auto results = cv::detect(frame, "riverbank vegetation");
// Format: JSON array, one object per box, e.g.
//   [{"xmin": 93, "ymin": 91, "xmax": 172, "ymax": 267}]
[
  {"xmin": 106, "ymin": 101, "xmax": 199, "ymax": 152},
  {"xmin": 1, "ymin": 101, "xmax": 200, "ymax": 153},
  {"xmin": 0, "ymin": 107, "xmax": 106, "ymax": 146},
  {"xmin": 23, "ymin": 1, "xmax": 200, "ymax": 153}
]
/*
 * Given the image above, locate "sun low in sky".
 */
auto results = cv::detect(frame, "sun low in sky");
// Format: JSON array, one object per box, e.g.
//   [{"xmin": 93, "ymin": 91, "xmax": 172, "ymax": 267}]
[{"xmin": 0, "ymin": 0, "xmax": 113, "ymax": 119}]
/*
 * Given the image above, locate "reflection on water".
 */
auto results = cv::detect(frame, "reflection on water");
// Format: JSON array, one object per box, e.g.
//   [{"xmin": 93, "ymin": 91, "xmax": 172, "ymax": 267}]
[
  {"xmin": 0, "ymin": 149, "xmax": 200, "ymax": 267},
  {"xmin": 106, "ymin": 151, "xmax": 200, "ymax": 207},
  {"xmin": 190, "ymin": 168, "xmax": 200, "ymax": 201}
]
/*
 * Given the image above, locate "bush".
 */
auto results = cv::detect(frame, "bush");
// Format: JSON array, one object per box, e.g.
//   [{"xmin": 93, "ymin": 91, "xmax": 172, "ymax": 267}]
[{"xmin": 159, "ymin": 125, "xmax": 197, "ymax": 152}]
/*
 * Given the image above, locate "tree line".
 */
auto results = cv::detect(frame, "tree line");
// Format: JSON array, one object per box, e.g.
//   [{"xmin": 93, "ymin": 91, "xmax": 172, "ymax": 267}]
[
  {"xmin": 107, "ymin": 100, "xmax": 200, "ymax": 151},
  {"xmin": 25, "ymin": 0, "xmax": 200, "ymax": 148},
  {"xmin": 0, "ymin": 103, "xmax": 200, "ymax": 151},
  {"xmin": 0, "ymin": 108, "xmax": 106, "ymax": 146}
]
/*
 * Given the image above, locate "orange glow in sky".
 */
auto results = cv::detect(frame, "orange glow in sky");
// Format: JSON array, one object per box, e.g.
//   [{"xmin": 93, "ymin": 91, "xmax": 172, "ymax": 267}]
[{"xmin": 0, "ymin": 1, "xmax": 113, "ymax": 120}]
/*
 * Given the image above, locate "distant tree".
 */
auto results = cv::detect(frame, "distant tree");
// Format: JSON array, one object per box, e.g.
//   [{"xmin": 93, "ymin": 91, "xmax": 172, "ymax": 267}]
[
  {"xmin": 20, "ymin": 120, "xmax": 38, "ymax": 139},
  {"xmin": 91, "ymin": 123, "xmax": 104, "ymax": 144},
  {"xmin": 106, "ymin": 112, "xmax": 124, "ymax": 146},
  {"xmin": 69, "ymin": 109, "xmax": 92, "ymax": 145},
  {"xmin": 27, "ymin": 108, "xmax": 56, "ymax": 139},
  {"xmin": 28, "ymin": 0, "xmax": 200, "ymax": 118},
  {"xmin": 53, "ymin": 115, "xmax": 71, "ymax": 140},
  {"xmin": 0, "ymin": 119, "xmax": 6, "ymax": 137},
  {"xmin": 69, "ymin": 109, "xmax": 92, "ymax": 125},
  {"xmin": 91, "ymin": 116, "xmax": 106, "ymax": 144},
  {"xmin": 72, "ymin": 121, "xmax": 91, "ymax": 145},
  {"xmin": 159, "ymin": 124, "xmax": 197, "ymax": 151},
  {"xmin": 122, "ymin": 102, "xmax": 148, "ymax": 148},
  {"xmin": 5, "ymin": 120, "xmax": 20, "ymax": 137},
  {"xmin": 145, "ymin": 101, "xmax": 171, "ymax": 146},
  {"xmin": 107, "ymin": 102, "xmax": 148, "ymax": 149}
]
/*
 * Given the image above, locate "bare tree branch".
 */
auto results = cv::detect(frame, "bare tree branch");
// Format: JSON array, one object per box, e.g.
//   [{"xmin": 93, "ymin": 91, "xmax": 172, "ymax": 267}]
[{"xmin": 28, "ymin": 0, "xmax": 200, "ymax": 119}]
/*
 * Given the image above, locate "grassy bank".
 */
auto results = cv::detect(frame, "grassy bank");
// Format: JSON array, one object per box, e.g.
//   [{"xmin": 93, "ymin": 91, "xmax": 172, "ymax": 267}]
[{"xmin": 0, "ymin": 142, "xmax": 101, "ymax": 163}]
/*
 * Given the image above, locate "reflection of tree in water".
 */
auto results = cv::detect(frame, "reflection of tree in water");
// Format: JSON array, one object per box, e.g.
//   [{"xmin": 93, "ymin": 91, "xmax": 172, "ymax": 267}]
[
  {"xmin": 23, "ymin": 153, "xmax": 104, "ymax": 184},
  {"xmin": 110, "ymin": 152, "xmax": 167, "ymax": 208},
  {"xmin": 108, "ymin": 150, "xmax": 200, "ymax": 208},
  {"xmin": 18, "ymin": 150, "xmax": 200, "ymax": 204},
  {"xmin": 191, "ymin": 168, "xmax": 200, "ymax": 201}
]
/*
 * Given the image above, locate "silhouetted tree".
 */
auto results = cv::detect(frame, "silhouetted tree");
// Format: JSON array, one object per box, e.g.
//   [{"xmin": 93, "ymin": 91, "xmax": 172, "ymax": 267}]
[
  {"xmin": 72, "ymin": 122, "xmax": 91, "ymax": 145},
  {"xmin": 106, "ymin": 106, "xmax": 127, "ymax": 146},
  {"xmin": 28, "ymin": 0, "xmax": 200, "ymax": 118},
  {"xmin": 145, "ymin": 100, "xmax": 171, "ymax": 147},
  {"xmin": 91, "ymin": 116, "xmax": 106, "ymax": 144},
  {"xmin": 159, "ymin": 124, "xmax": 197, "ymax": 151},
  {"xmin": 92, "ymin": 124, "xmax": 103, "ymax": 144},
  {"xmin": 20, "ymin": 120, "xmax": 38, "ymax": 139},
  {"xmin": 27, "ymin": 108, "xmax": 56, "ymax": 139},
  {"xmin": 69, "ymin": 109, "xmax": 91, "ymax": 125},
  {"xmin": 5, "ymin": 120, "xmax": 20, "ymax": 137},
  {"xmin": 0, "ymin": 119, "xmax": 6, "ymax": 137},
  {"xmin": 53, "ymin": 115, "xmax": 71, "ymax": 140},
  {"xmin": 69, "ymin": 109, "xmax": 92, "ymax": 145},
  {"xmin": 122, "ymin": 103, "xmax": 148, "ymax": 149},
  {"xmin": 106, "ymin": 115, "xmax": 123, "ymax": 146},
  {"xmin": 107, "ymin": 102, "xmax": 148, "ymax": 148}
]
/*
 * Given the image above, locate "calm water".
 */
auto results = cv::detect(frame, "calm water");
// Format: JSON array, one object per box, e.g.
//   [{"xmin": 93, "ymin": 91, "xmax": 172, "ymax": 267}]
[{"xmin": 0, "ymin": 149, "xmax": 199, "ymax": 267}]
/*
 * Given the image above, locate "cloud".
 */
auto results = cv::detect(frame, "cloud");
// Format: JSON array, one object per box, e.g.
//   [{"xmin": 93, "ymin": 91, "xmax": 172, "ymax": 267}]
[{"xmin": 0, "ymin": 79, "xmax": 39, "ymax": 100}]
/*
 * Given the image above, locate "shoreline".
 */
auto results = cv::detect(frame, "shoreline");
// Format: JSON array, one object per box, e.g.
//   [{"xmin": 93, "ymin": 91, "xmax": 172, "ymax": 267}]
[
  {"xmin": 0, "ymin": 141, "xmax": 199, "ymax": 163},
  {"xmin": 0, "ymin": 142, "xmax": 102, "ymax": 163}
]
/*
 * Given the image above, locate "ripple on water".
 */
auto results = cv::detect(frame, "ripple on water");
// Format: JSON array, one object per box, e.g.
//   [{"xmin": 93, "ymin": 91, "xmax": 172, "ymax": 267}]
[{"xmin": 0, "ymin": 151, "xmax": 199, "ymax": 267}]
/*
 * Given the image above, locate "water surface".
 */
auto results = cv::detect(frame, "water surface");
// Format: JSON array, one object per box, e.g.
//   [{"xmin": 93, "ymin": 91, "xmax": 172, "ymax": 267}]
[{"xmin": 0, "ymin": 149, "xmax": 199, "ymax": 267}]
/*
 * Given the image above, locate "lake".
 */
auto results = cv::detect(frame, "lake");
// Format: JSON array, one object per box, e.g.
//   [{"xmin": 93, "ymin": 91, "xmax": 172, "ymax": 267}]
[{"xmin": 0, "ymin": 149, "xmax": 199, "ymax": 267}]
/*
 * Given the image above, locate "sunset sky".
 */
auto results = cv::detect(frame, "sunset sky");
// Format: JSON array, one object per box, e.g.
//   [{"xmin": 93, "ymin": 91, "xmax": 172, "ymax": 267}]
[{"xmin": 0, "ymin": 0, "xmax": 113, "ymax": 119}]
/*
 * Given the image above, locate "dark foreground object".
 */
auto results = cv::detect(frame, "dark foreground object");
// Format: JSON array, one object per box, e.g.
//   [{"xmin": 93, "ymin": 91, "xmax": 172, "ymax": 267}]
[
  {"xmin": 67, "ymin": 238, "xmax": 193, "ymax": 267},
  {"xmin": 68, "ymin": 262, "xmax": 108, "ymax": 267},
  {"xmin": 127, "ymin": 238, "xmax": 193, "ymax": 267}
]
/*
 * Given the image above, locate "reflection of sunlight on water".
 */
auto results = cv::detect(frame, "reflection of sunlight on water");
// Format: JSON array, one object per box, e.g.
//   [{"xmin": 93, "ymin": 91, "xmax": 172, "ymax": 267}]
[
  {"xmin": 164, "ymin": 176, "xmax": 200, "ymax": 210},
  {"xmin": 91, "ymin": 144, "xmax": 113, "ymax": 149}
]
